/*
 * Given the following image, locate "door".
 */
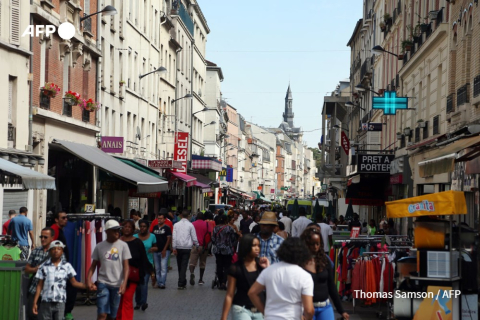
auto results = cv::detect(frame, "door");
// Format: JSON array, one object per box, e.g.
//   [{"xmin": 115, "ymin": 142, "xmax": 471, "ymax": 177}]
[{"xmin": 2, "ymin": 190, "xmax": 28, "ymax": 223}]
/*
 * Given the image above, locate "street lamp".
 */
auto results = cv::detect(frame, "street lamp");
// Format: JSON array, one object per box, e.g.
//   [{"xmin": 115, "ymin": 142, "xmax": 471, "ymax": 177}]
[
  {"xmin": 194, "ymin": 107, "xmax": 209, "ymax": 115},
  {"xmin": 345, "ymin": 101, "xmax": 366, "ymax": 111},
  {"xmin": 204, "ymin": 121, "xmax": 216, "ymax": 127},
  {"xmin": 81, "ymin": 5, "xmax": 117, "ymax": 22},
  {"xmin": 171, "ymin": 94, "xmax": 193, "ymax": 104},
  {"xmin": 333, "ymin": 124, "xmax": 349, "ymax": 132},
  {"xmin": 139, "ymin": 66, "xmax": 167, "ymax": 79},
  {"xmin": 355, "ymin": 84, "xmax": 379, "ymax": 95},
  {"xmin": 371, "ymin": 45, "xmax": 398, "ymax": 58}
]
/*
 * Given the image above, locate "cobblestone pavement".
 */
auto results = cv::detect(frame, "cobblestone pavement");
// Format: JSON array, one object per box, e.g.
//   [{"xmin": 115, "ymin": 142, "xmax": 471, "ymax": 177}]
[{"xmin": 72, "ymin": 256, "xmax": 376, "ymax": 320}]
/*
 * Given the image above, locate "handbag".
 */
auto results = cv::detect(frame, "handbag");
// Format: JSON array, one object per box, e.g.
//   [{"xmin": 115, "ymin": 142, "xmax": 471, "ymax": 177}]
[
  {"xmin": 203, "ymin": 221, "xmax": 212, "ymax": 252},
  {"xmin": 231, "ymin": 252, "xmax": 238, "ymax": 263},
  {"xmin": 128, "ymin": 265, "xmax": 140, "ymax": 283}
]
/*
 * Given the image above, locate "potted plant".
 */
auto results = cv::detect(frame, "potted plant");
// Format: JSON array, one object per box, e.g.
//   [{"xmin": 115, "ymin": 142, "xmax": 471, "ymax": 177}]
[
  {"xmin": 398, "ymin": 53, "xmax": 405, "ymax": 60},
  {"xmin": 64, "ymin": 90, "xmax": 81, "ymax": 106},
  {"xmin": 396, "ymin": 132, "xmax": 403, "ymax": 140},
  {"xmin": 384, "ymin": 13, "xmax": 392, "ymax": 25},
  {"xmin": 401, "ymin": 39, "xmax": 414, "ymax": 52},
  {"xmin": 82, "ymin": 98, "xmax": 100, "ymax": 112},
  {"xmin": 379, "ymin": 21, "xmax": 386, "ymax": 31},
  {"xmin": 404, "ymin": 127, "xmax": 411, "ymax": 136},
  {"xmin": 119, "ymin": 80, "xmax": 126, "ymax": 86},
  {"xmin": 417, "ymin": 119, "xmax": 426, "ymax": 127},
  {"xmin": 41, "ymin": 82, "xmax": 61, "ymax": 98}
]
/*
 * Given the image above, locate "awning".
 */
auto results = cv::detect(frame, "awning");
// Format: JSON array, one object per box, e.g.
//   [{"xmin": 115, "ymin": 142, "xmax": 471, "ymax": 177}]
[
  {"xmin": 52, "ymin": 140, "xmax": 168, "ymax": 193},
  {"xmin": 386, "ymin": 190, "xmax": 467, "ymax": 218},
  {"xmin": 252, "ymin": 191, "xmax": 272, "ymax": 203},
  {"xmin": 194, "ymin": 181, "xmax": 212, "ymax": 192},
  {"xmin": 418, "ymin": 135, "xmax": 480, "ymax": 177},
  {"xmin": 188, "ymin": 173, "xmax": 215, "ymax": 185},
  {"xmin": 406, "ymin": 134, "xmax": 445, "ymax": 150},
  {"xmin": 191, "ymin": 155, "xmax": 222, "ymax": 171},
  {"xmin": 115, "ymin": 157, "xmax": 166, "ymax": 180},
  {"xmin": 170, "ymin": 171, "xmax": 197, "ymax": 187},
  {"xmin": 0, "ymin": 158, "xmax": 56, "ymax": 190}
]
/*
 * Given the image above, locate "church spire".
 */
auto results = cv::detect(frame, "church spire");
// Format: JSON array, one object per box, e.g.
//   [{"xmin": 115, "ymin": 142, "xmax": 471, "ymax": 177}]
[{"xmin": 283, "ymin": 84, "xmax": 294, "ymax": 127}]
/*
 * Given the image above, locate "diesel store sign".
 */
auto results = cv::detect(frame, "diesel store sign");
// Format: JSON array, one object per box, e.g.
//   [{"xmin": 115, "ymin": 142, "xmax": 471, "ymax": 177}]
[{"xmin": 357, "ymin": 154, "xmax": 394, "ymax": 173}]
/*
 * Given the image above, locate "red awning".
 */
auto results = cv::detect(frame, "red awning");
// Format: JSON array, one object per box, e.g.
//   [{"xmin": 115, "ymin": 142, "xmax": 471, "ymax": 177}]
[
  {"xmin": 406, "ymin": 134, "xmax": 445, "ymax": 150},
  {"xmin": 170, "ymin": 171, "xmax": 197, "ymax": 187}
]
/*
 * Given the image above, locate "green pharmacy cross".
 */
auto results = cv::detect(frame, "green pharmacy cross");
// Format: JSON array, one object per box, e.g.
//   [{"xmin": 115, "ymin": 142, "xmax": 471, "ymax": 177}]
[{"xmin": 372, "ymin": 91, "xmax": 408, "ymax": 115}]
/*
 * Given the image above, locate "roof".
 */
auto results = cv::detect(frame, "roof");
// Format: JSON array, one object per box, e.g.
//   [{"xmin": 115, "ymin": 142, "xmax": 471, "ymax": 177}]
[
  {"xmin": 346, "ymin": 19, "xmax": 364, "ymax": 47},
  {"xmin": 286, "ymin": 84, "xmax": 292, "ymax": 99}
]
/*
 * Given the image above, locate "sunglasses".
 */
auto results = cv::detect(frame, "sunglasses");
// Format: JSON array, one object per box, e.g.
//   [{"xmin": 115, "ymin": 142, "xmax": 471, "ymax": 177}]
[
  {"xmin": 39, "ymin": 236, "xmax": 49, "ymax": 239},
  {"xmin": 59, "ymin": 216, "xmax": 68, "ymax": 220}
]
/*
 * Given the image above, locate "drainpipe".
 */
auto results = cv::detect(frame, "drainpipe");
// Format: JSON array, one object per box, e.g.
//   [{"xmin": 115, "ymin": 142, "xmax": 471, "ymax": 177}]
[{"xmin": 29, "ymin": 0, "xmax": 34, "ymax": 148}]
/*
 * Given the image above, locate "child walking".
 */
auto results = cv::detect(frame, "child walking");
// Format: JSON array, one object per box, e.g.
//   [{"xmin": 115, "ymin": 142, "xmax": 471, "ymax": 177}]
[{"xmin": 32, "ymin": 240, "xmax": 92, "ymax": 320}]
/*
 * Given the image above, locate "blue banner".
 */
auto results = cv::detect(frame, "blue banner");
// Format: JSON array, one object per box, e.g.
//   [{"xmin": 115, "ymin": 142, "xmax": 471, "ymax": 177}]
[{"xmin": 226, "ymin": 167, "xmax": 234, "ymax": 182}]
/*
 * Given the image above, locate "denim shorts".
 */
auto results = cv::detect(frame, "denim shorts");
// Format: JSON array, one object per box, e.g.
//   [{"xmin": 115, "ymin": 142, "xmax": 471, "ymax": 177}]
[{"xmin": 96, "ymin": 282, "xmax": 121, "ymax": 317}]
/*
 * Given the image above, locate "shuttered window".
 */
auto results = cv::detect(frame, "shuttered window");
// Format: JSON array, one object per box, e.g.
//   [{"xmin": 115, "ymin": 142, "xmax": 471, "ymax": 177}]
[
  {"xmin": 8, "ymin": 77, "xmax": 13, "ymax": 123},
  {"xmin": 2, "ymin": 191, "xmax": 28, "ymax": 223},
  {"xmin": 10, "ymin": 0, "xmax": 20, "ymax": 45}
]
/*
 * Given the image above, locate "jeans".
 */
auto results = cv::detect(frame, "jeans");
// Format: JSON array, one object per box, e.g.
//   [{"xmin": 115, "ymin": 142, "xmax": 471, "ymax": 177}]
[
  {"xmin": 215, "ymin": 254, "xmax": 232, "ymax": 286},
  {"xmin": 154, "ymin": 250, "xmax": 171, "ymax": 286},
  {"xmin": 231, "ymin": 305, "xmax": 264, "ymax": 320},
  {"xmin": 135, "ymin": 273, "xmax": 150, "ymax": 306},
  {"xmin": 176, "ymin": 249, "xmax": 191, "ymax": 287},
  {"xmin": 116, "ymin": 281, "xmax": 137, "ymax": 320},
  {"xmin": 65, "ymin": 280, "xmax": 77, "ymax": 314},
  {"xmin": 96, "ymin": 282, "xmax": 121, "ymax": 318},
  {"xmin": 313, "ymin": 304, "xmax": 334, "ymax": 320},
  {"xmin": 27, "ymin": 293, "xmax": 39, "ymax": 320},
  {"xmin": 38, "ymin": 302, "xmax": 65, "ymax": 320}
]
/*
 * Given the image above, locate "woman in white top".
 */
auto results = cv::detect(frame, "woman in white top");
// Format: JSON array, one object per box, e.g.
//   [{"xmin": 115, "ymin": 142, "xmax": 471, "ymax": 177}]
[{"xmin": 248, "ymin": 237, "xmax": 315, "ymax": 320}]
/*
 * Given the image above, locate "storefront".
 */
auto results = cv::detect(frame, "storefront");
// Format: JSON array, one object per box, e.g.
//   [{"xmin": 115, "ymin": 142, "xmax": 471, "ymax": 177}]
[
  {"xmin": 0, "ymin": 157, "xmax": 56, "ymax": 226},
  {"xmin": 47, "ymin": 140, "xmax": 168, "ymax": 218}
]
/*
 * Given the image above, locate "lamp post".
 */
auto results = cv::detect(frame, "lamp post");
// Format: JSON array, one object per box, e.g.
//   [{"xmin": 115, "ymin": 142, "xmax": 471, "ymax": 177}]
[
  {"xmin": 371, "ymin": 45, "xmax": 399, "ymax": 58},
  {"xmin": 355, "ymin": 84, "xmax": 380, "ymax": 95},
  {"xmin": 345, "ymin": 101, "xmax": 366, "ymax": 111}
]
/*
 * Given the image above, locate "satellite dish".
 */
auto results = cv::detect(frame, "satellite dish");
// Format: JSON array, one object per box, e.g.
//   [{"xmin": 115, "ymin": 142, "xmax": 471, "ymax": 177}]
[{"xmin": 136, "ymin": 126, "xmax": 141, "ymax": 140}]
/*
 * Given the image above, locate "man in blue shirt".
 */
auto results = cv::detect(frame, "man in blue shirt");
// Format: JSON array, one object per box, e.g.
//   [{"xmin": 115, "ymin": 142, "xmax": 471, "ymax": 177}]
[
  {"xmin": 257, "ymin": 211, "xmax": 284, "ymax": 264},
  {"xmin": 8, "ymin": 206, "xmax": 35, "ymax": 260}
]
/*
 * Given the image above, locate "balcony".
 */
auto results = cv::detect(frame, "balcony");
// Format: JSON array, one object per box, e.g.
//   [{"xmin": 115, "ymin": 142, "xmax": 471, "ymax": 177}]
[
  {"xmin": 446, "ymin": 94, "xmax": 454, "ymax": 114},
  {"xmin": 178, "ymin": 2, "xmax": 194, "ymax": 36},
  {"xmin": 63, "ymin": 101, "xmax": 72, "ymax": 117},
  {"xmin": 360, "ymin": 58, "xmax": 372, "ymax": 81},
  {"xmin": 40, "ymin": 93, "xmax": 50, "ymax": 110},
  {"xmin": 457, "ymin": 84, "xmax": 470, "ymax": 107},
  {"xmin": 474, "ymin": 75, "xmax": 480, "ymax": 98},
  {"xmin": 82, "ymin": 109, "xmax": 90, "ymax": 122}
]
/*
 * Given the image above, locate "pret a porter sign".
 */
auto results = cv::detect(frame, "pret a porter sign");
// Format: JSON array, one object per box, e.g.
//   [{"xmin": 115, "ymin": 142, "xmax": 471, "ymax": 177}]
[{"xmin": 357, "ymin": 154, "xmax": 394, "ymax": 173}]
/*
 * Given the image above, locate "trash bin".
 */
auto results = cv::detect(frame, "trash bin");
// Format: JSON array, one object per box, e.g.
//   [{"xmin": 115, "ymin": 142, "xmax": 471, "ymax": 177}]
[{"xmin": 0, "ymin": 260, "xmax": 28, "ymax": 320}]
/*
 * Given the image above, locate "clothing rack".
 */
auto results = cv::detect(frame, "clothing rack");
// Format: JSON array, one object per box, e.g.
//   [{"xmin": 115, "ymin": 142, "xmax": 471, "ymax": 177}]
[{"xmin": 65, "ymin": 213, "xmax": 119, "ymax": 220}]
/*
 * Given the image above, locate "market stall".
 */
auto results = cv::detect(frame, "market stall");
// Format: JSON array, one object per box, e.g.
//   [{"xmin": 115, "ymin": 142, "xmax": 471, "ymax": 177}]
[{"xmin": 385, "ymin": 190, "xmax": 478, "ymax": 320}]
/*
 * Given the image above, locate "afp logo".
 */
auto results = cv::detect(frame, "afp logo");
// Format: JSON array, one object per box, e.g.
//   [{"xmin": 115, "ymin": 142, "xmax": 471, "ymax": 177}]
[{"xmin": 22, "ymin": 22, "xmax": 75, "ymax": 40}]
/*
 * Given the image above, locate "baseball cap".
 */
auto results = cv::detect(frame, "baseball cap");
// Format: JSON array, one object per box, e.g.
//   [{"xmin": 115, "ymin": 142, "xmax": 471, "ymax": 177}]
[
  {"xmin": 49, "ymin": 240, "xmax": 65, "ymax": 250},
  {"xmin": 105, "ymin": 219, "xmax": 122, "ymax": 231}
]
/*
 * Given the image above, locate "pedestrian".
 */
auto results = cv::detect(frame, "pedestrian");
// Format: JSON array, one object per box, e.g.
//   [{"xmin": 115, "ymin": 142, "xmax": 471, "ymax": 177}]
[
  {"xmin": 300, "ymin": 229, "xmax": 350, "ymax": 320},
  {"xmin": 221, "ymin": 234, "xmax": 270, "ymax": 320},
  {"xmin": 361, "ymin": 222, "xmax": 368, "ymax": 235},
  {"xmin": 249, "ymin": 214, "xmax": 261, "ymax": 233},
  {"xmin": 172, "ymin": 210, "xmax": 199, "ymax": 289},
  {"xmin": 151, "ymin": 212, "xmax": 172, "ymax": 289},
  {"xmin": 315, "ymin": 215, "xmax": 333, "ymax": 254},
  {"xmin": 292, "ymin": 207, "xmax": 311, "ymax": 237},
  {"xmin": 348, "ymin": 213, "xmax": 361, "ymax": 231},
  {"xmin": 188, "ymin": 212, "xmax": 211, "ymax": 286},
  {"xmin": 240, "ymin": 211, "xmax": 253, "ymax": 235},
  {"xmin": 2, "ymin": 209, "xmax": 16, "ymax": 235},
  {"xmin": 274, "ymin": 221, "xmax": 288, "ymax": 239},
  {"xmin": 338, "ymin": 215, "xmax": 346, "ymax": 226},
  {"xmin": 8, "ymin": 207, "xmax": 35, "ymax": 260},
  {"xmin": 233, "ymin": 211, "xmax": 242, "ymax": 231},
  {"xmin": 211, "ymin": 214, "xmax": 238, "ymax": 290},
  {"xmin": 133, "ymin": 220, "xmax": 157, "ymax": 310},
  {"xmin": 248, "ymin": 237, "xmax": 315, "ymax": 320},
  {"xmin": 129, "ymin": 210, "xmax": 141, "ymax": 232},
  {"xmin": 149, "ymin": 208, "xmax": 173, "ymax": 232},
  {"xmin": 279, "ymin": 211, "xmax": 292, "ymax": 236},
  {"xmin": 228, "ymin": 214, "xmax": 241, "ymax": 237},
  {"xmin": 367, "ymin": 219, "xmax": 377, "ymax": 236},
  {"xmin": 25, "ymin": 227, "xmax": 57, "ymax": 320},
  {"xmin": 50, "ymin": 211, "xmax": 76, "ymax": 320},
  {"xmin": 256, "ymin": 211, "xmax": 284, "ymax": 264},
  {"xmin": 86, "ymin": 220, "xmax": 131, "ymax": 320},
  {"xmin": 32, "ymin": 240, "xmax": 89, "ymax": 320}
]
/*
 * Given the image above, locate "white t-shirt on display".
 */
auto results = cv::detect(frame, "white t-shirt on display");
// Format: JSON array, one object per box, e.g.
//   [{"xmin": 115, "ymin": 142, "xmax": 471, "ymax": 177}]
[
  {"xmin": 318, "ymin": 223, "xmax": 333, "ymax": 253},
  {"xmin": 256, "ymin": 261, "xmax": 314, "ymax": 320}
]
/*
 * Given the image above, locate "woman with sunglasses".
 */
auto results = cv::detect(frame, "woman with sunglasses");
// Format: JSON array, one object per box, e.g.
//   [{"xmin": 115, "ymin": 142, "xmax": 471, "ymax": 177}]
[
  {"xmin": 300, "ymin": 228, "xmax": 349, "ymax": 320},
  {"xmin": 221, "ymin": 234, "xmax": 269, "ymax": 320},
  {"xmin": 117, "ymin": 220, "xmax": 154, "ymax": 320}
]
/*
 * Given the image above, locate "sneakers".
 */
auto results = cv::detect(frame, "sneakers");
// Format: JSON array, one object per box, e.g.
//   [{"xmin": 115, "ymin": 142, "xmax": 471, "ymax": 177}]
[
  {"xmin": 178, "ymin": 286, "xmax": 187, "ymax": 290},
  {"xmin": 65, "ymin": 313, "xmax": 74, "ymax": 320},
  {"xmin": 159, "ymin": 285, "xmax": 166, "ymax": 289},
  {"xmin": 141, "ymin": 303, "xmax": 148, "ymax": 311},
  {"xmin": 190, "ymin": 274, "xmax": 195, "ymax": 286},
  {"xmin": 198, "ymin": 280, "xmax": 205, "ymax": 285},
  {"xmin": 134, "ymin": 305, "xmax": 141, "ymax": 310}
]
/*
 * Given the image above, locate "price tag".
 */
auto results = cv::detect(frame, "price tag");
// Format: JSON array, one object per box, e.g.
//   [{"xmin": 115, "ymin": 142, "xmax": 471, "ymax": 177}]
[
  {"xmin": 84, "ymin": 204, "xmax": 95, "ymax": 213},
  {"xmin": 350, "ymin": 226, "xmax": 360, "ymax": 238}
]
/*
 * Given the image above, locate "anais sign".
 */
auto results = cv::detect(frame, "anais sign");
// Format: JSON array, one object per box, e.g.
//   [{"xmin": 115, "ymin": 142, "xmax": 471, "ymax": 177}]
[
  {"xmin": 173, "ymin": 132, "xmax": 189, "ymax": 173},
  {"xmin": 101, "ymin": 137, "xmax": 124, "ymax": 153}
]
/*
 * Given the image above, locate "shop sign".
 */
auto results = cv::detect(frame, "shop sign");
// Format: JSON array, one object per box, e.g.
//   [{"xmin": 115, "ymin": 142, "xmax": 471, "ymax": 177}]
[
  {"xmin": 361, "ymin": 123, "xmax": 383, "ymax": 131},
  {"xmin": 408, "ymin": 200, "xmax": 435, "ymax": 213},
  {"xmin": 271, "ymin": 188, "xmax": 275, "ymax": 194},
  {"xmin": 148, "ymin": 160, "xmax": 182, "ymax": 169},
  {"xmin": 372, "ymin": 91, "xmax": 408, "ymax": 115},
  {"xmin": 390, "ymin": 157, "xmax": 404, "ymax": 174},
  {"xmin": 340, "ymin": 131, "xmax": 350, "ymax": 155},
  {"xmin": 101, "ymin": 136, "xmax": 124, "ymax": 153},
  {"xmin": 173, "ymin": 132, "xmax": 189, "ymax": 173},
  {"xmin": 128, "ymin": 189, "xmax": 162, "ymax": 198},
  {"xmin": 350, "ymin": 227, "xmax": 360, "ymax": 238},
  {"xmin": 226, "ymin": 167, "xmax": 234, "ymax": 182},
  {"xmin": 357, "ymin": 154, "xmax": 394, "ymax": 173},
  {"xmin": 219, "ymin": 168, "xmax": 227, "ymax": 176},
  {"xmin": 390, "ymin": 174, "xmax": 403, "ymax": 185}
]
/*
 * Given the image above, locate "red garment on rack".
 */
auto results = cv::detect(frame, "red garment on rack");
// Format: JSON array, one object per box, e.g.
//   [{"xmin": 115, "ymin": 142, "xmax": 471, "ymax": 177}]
[{"xmin": 351, "ymin": 260, "xmax": 361, "ymax": 298}]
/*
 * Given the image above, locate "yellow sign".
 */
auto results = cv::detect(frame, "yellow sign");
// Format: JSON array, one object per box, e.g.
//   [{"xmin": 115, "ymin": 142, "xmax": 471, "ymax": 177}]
[
  {"xmin": 413, "ymin": 286, "xmax": 458, "ymax": 320},
  {"xmin": 386, "ymin": 190, "xmax": 467, "ymax": 219},
  {"xmin": 84, "ymin": 204, "xmax": 95, "ymax": 213},
  {"xmin": 219, "ymin": 169, "xmax": 227, "ymax": 176}
]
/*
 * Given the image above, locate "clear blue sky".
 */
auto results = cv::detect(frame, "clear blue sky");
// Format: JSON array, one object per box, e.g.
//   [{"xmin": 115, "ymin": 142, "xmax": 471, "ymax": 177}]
[{"xmin": 200, "ymin": 0, "xmax": 363, "ymax": 148}]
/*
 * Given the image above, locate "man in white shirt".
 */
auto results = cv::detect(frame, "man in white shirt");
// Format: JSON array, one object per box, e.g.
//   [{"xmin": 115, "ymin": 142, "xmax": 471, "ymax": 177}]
[
  {"xmin": 315, "ymin": 216, "xmax": 333, "ymax": 253},
  {"xmin": 172, "ymin": 210, "xmax": 199, "ymax": 289},
  {"xmin": 279, "ymin": 211, "xmax": 293, "ymax": 235},
  {"xmin": 292, "ymin": 207, "xmax": 311, "ymax": 237}
]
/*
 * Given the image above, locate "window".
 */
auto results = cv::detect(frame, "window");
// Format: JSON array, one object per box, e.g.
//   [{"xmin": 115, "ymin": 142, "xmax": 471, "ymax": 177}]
[
  {"xmin": 276, "ymin": 159, "xmax": 278, "ymax": 167},
  {"xmin": 433, "ymin": 115, "xmax": 440, "ymax": 134},
  {"xmin": 282, "ymin": 160, "xmax": 284, "ymax": 168},
  {"xmin": 415, "ymin": 127, "xmax": 420, "ymax": 143},
  {"xmin": 423, "ymin": 121, "xmax": 429, "ymax": 139}
]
